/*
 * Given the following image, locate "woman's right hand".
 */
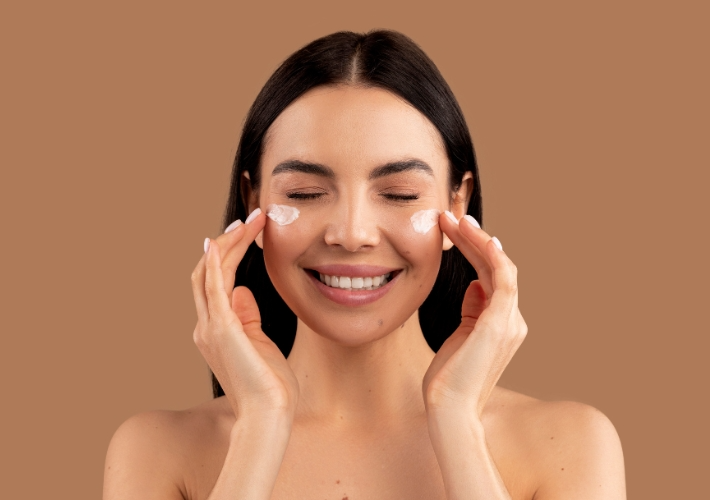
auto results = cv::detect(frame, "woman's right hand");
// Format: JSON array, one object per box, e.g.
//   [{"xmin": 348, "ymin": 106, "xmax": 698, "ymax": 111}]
[{"xmin": 191, "ymin": 209, "xmax": 299, "ymax": 421}]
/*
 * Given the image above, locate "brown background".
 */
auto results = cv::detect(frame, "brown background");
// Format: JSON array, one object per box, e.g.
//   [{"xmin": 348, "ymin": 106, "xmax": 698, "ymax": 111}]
[{"xmin": 1, "ymin": 0, "xmax": 708, "ymax": 497}]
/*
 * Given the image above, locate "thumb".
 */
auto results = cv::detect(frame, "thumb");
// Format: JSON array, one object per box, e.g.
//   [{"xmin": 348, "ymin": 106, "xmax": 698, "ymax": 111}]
[{"xmin": 231, "ymin": 286, "xmax": 267, "ymax": 341}]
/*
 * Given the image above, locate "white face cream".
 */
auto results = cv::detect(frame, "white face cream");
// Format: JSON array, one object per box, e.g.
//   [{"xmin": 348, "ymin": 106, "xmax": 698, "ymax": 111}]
[
  {"xmin": 266, "ymin": 204, "xmax": 300, "ymax": 225},
  {"xmin": 410, "ymin": 209, "xmax": 440, "ymax": 234}
]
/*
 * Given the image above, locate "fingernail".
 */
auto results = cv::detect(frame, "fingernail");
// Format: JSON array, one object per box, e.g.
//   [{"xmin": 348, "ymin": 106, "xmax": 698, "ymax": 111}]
[
  {"xmin": 463, "ymin": 215, "xmax": 481, "ymax": 229},
  {"xmin": 224, "ymin": 219, "xmax": 243, "ymax": 233},
  {"xmin": 444, "ymin": 210, "xmax": 459, "ymax": 224},
  {"xmin": 204, "ymin": 237, "xmax": 210, "ymax": 253},
  {"xmin": 491, "ymin": 236, "xmax": 503, "ymax": 251},
  {"xmin": 245, "ymin": 208, "xmax": 262, "ymax": 224}
]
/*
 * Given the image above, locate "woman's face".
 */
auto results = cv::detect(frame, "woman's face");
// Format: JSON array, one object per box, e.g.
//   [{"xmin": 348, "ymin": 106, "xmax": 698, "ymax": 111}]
[{"xmin": 252, "ymin": 84, "xmax": 468, "ymax": 346}]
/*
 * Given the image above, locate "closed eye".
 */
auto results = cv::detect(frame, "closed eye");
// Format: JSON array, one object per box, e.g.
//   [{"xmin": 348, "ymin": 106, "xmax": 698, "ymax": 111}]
[
  {"xmin": 286, "ymin": 192, "xmax": 419, "ymax": 201},
  {"xmin": 382, "ymin": 193, "xmax": 420, "ymax": 201},
  {"xmin": 286, "ymin": 191, "xmax": 325, "ymax": 200}
]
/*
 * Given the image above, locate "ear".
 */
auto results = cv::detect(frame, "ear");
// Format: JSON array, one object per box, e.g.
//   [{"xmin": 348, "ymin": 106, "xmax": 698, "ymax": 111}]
[
  {"xmin": 443, "ymin": 171, "xmax": 474, "ymax": 251},
  {"xmin": 241, "ymin": 171, "xmax": 264, "ymax": 249}
]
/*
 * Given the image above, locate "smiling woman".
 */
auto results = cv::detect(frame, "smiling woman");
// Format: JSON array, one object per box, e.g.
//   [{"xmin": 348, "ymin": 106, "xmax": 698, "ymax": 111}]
[{"xmin": 103, "ymin": 30, "xmax": 626, "ymax": 500}]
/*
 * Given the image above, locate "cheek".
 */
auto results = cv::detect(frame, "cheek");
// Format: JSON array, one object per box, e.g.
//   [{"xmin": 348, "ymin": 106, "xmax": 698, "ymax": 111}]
[
  {"xmin": 262, "ymin": 220, "xmax": 312, "ymax": 275},
  {"xmin": 377, "ymin": 209, "xmax": 444, "ymax": 284},
  {"xmin": 394, "ymin": 226, "xmax": 443, "ymax": 279},
  {"xmin": 261, "ymin": 207, "xmax": 327, "ymax": 302}
]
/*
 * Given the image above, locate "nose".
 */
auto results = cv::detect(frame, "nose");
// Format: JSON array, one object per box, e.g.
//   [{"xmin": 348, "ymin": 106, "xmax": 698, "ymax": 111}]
[{"xmin": 323, "ymin": 196, "xmax": 380, "ymax": 252}]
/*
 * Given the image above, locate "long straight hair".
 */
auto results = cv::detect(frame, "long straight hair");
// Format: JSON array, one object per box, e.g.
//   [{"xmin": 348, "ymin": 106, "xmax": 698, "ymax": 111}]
[{"xmin": 213, "ymin": 30, "xmax": 482, "ymax": 398}]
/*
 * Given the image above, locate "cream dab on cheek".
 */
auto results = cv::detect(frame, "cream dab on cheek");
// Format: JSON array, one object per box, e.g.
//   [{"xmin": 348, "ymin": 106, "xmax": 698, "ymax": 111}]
[
  {"xmin": 266, "ymin": 204, "xmax": 300, "ymax": 225},
  {"xmin": 410, "ymin": 209, "xmax": 441, "ymax": 234}
]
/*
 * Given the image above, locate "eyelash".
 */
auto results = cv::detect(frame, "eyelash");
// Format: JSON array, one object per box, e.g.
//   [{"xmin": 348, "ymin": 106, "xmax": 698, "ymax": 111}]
[
  {"xmin": 286, "ymin": 192, "xmax": 420, "ymax": 201},
  {"xmin": 383, "ymin": 193, "xmax": 419, "ymax": 201},
  {"xmin": 286, "ymin": 192, "xmax": 323, "ymax": 200}
]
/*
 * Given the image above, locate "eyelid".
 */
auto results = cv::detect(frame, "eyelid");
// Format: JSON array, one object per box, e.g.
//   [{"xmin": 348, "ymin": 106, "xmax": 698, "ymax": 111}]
[
  {"xmin": 284, "ymin": 188, "xmax": 328, "ymax": 200},
  {"xmin": 381, "ymin": 192, "xmax": 420, "ymax": 201},
  {"xmin": 379, "ymin": 185, "xmax": 421, "ymax": 195},
  {"xmin": 283, "ymin": 185, "xmax": 327, "ymax": 194}
]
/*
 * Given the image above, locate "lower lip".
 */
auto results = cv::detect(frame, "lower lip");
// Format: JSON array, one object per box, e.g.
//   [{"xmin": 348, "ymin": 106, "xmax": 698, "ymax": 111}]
[{"xmin": 306, "ymin": 271, "xmax": 400, "ymax": 306}]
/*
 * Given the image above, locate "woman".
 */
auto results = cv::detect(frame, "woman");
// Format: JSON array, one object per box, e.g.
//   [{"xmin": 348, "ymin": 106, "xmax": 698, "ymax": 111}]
[{"xmin": 104, "ymin": 30, "xmax": 625, "ymax": 499}]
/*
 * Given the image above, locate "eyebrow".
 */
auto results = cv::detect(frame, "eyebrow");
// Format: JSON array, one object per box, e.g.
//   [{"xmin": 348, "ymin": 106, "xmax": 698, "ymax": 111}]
[
  {"xmin": 368, "ymin": 159, "xmax": 434, "ymax": 179},
  {"xmin": 271, "ymin": 158, "xmax": 434, "ymax": 179},
  {"xmin": 271, "ymin": 160, "xmax": 335, "ymax": 178}
]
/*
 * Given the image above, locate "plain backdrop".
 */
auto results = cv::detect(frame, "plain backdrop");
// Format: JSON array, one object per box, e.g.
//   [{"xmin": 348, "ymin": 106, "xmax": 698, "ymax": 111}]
[{"xmin": 1, "ymin": 0, "xmax": 708, "ymax": 498}]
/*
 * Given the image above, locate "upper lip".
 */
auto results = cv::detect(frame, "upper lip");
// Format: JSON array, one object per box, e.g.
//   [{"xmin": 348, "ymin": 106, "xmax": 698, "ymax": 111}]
[{"xmin": 307, "ymin": 264, "xmax": 400, "ymax": 277}]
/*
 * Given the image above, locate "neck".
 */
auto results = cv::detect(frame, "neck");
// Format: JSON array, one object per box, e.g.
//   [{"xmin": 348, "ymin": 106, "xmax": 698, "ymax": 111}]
[{"xmin": 286, "ymin": 311, "xmax": 435, "ymax": 428}]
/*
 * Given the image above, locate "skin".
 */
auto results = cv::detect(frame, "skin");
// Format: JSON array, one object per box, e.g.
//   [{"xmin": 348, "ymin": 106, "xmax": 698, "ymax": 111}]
[{"xmin": 103, "ymin": 85, "xmax": 626, "ymax": 499}]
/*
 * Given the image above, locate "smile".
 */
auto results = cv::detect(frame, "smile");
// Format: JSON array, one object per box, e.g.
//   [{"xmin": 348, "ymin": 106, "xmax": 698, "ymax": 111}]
[
  {"xmin": 304, "ymin": 265, "xmax": 402, "ymax": 306},
  {"xmin": 317, "ymin": 272, "xmax": 391, "ymax": 290}
]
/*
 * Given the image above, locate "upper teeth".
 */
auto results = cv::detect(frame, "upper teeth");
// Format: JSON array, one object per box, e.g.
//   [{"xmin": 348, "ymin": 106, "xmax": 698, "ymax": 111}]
[{"xmin": 318, "ymin": 273, "xmax": 391, "ymax": 290}]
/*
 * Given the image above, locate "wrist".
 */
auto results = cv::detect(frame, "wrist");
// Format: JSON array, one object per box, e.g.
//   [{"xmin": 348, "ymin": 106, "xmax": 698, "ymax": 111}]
[
  {"xmin": 231, "ymin": 411, "xmax": 293, "ymax": 441},
  {"xmin": 427, "ymin": 408, "xmax": 484, "ymax": 439}
]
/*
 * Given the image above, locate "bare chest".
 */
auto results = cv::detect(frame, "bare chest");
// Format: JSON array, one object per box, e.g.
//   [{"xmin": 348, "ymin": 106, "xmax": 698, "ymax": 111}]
[
  {"xmin": 269, "ymin": 423, "xmax": 448, "ymax": 500},
  {"xmin": 183, "ymin": 418, "xmax": 535, "ymax": 500}
]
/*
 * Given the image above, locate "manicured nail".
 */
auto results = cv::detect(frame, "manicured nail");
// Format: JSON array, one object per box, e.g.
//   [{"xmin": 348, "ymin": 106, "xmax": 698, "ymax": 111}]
[
  {"xmin": 245, "ymin": 208, "xmax": 262, "ymax": 224},
  {"xmin": 444, "ymin": 210, "xmax": 459, "ymax": 224},
  {"xmin": 463, "ymin": 215, "xmax": 481, "ymax": 229},
  {"xmin": 203, "ymin": 237, "xmax": 210, "ymax": 253},
  {"xmin": 224, "ymin": 219, "xmax": 243, "ymax": 233},
  {"xmin": 491, "ymin": 236, "xmax": 503, "ymax": 251}
]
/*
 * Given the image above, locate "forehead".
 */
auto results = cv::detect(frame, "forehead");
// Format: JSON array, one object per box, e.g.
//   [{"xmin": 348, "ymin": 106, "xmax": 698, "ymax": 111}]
[{"xmin": 262, "ymin": 85, "xmax": 448, "ymax": 174}]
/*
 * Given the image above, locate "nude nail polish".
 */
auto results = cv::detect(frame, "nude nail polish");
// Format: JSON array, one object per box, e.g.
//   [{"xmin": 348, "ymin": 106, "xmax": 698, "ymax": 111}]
[
  {"xmin": 204, "ymin": 238, "xmax": 210, "ymax": 253},
  {"xmin": 224, "ymin": 219, "xmax": 243, "ymax": 233},
  {"xmin": 491, "ymin": 236, "xmax": 503, "ymax": 251},
  {"xmin": 444, "ymin": 210, "xmax": 459, "ymax": 224},
  {"xmin": 463, "ymin": 215, "xmax": 481, "ymax": 229},
  {"xmin": 246, "ymin": 208, "xmax": 262, "ymax": 224}
]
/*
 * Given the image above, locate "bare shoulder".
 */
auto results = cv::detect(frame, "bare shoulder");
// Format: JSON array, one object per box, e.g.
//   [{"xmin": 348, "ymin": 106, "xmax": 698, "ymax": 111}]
[
  {"xmin": 103, "ymin": 397, "xmax": 233, "ymax": 500},
  {"xmin": 486, "ymin": 387, "xmax": 626, "ymax": 499}
]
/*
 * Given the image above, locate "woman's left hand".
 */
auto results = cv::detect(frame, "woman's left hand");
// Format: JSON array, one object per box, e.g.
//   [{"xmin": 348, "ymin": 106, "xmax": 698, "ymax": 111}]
[{"xmin": 422, "ymin": 212, "xmax": 528, "ymax": 418}]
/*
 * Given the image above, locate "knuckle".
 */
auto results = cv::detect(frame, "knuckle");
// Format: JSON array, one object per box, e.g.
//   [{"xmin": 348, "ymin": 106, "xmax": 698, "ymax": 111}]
[
  {"xmin": 193, "ymin": 328, "xmax": 204, "ymax": 347},
  {"xmin": 500, "ymin": 279, "xmax": 518, "ymax": 293},
  {"xmin": 520, "ymin": 318, "xmax": 529, "ymax": 338}
]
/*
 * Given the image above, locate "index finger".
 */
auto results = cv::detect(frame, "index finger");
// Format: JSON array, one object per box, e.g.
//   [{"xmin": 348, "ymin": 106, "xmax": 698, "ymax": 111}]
[
  {"xmin": 220, "ymin": 209, "xmax": 266, "ymax": 295},
  {"xmin": 439, "ymin": 211, "xmax": 495, "ymax": 297},
  {"xmin": 190, "ymin": 209, "xmax": 266, "ymax": 320}
]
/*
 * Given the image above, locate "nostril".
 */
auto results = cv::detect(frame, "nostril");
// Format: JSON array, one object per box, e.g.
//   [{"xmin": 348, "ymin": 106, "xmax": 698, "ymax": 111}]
[{"xmin": 323, "ymin": 220, "xmax": 381, "ymax": 251}]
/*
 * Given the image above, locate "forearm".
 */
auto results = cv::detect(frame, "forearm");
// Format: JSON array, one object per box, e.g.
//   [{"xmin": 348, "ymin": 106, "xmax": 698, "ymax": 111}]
[
  {"xmin": 207, "ymin": 413, "xmax": 292, "ymax": 500},
  {"xmin": 428, "ymin": 411, "xmax": 512, "ymax": 500}
]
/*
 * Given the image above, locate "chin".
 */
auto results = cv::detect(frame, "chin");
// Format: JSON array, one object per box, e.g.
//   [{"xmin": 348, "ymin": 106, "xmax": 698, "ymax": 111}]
[{"xmin": 296, "ymin": 310, "xmax": 409, "ymax": 347}]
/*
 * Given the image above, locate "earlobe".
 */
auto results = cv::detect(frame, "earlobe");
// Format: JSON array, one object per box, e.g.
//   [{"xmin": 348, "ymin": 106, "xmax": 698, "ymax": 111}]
[
  {"xmin": 441, "ymin": 234, "xmax": 454, "ymax": 251},
  {"xmin": 256, "ymin": 230, "xmax": 264, "ymax": 249},
  {"xmin": 442, "ymin": 234, "xmax": 454, "ymax": 251}
]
